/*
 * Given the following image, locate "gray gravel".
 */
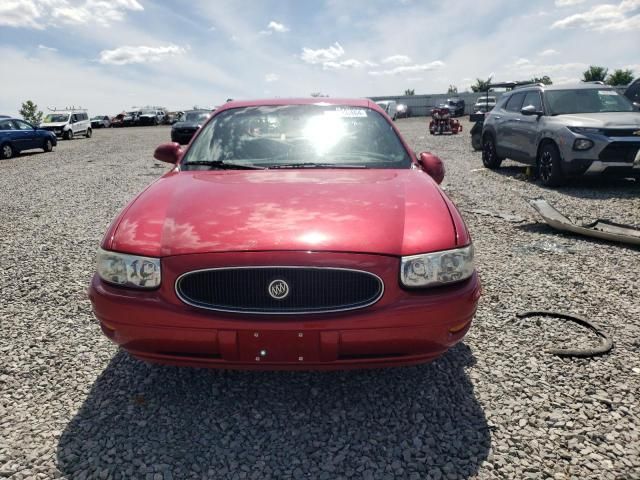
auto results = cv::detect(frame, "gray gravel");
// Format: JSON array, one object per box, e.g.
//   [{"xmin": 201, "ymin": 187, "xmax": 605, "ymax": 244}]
[{"xmin": 0, "ymin": 121, "xmax": 639, "ymax": 479}]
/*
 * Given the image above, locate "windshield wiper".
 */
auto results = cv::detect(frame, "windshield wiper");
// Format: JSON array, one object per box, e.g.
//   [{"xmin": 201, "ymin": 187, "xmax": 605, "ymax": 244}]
[
  {"xmin": 268, "ymin": 162, "xmax": 367, "ymax": 169},
  {"xmin": 183, "ymin": 160, "xmax": 265, "ymax": 170}
]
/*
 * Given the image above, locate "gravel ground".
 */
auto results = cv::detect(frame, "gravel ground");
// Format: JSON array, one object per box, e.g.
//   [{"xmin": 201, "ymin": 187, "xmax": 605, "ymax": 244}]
[{"xmin": 0, "ymin": 121, "xmax": 639, "ymax": 479}]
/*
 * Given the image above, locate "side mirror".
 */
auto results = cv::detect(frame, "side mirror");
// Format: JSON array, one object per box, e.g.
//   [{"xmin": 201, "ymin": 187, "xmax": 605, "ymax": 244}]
[
  {"xmin": 417, "ymin": 152, "xmax": 445, "ymax": 184},
  {"xmin": 521, "ymin": 105, "xmax": 543, "ymax": 116},
  {"xmin": 154, "ymin": 142, "xmax": 182, "ymax": 164}
]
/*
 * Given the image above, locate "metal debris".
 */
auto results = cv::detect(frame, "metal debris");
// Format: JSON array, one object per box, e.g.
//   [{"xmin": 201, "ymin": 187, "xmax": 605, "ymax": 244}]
[{"xmin": 529, "ymin": 198, "xmax": 640, "ymax": 246}]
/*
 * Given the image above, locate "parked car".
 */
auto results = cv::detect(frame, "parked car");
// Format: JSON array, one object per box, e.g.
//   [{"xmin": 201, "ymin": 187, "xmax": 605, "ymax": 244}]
[
  {"xmin": 111, "ymin": 113, "xmax": 125, "ymax": 128},
  {"xmin": 473, "ymin": 96, "xmax": 496, "ymax": 113},
  {"xmin": 446, "ymin": 98, "xmax": 465, "ymax": 117},
  {"xmin": 375, "ymin": 100, "xmax": 398, "ymax": 120},
  {"xmin": 122, "ymin": 111, "xmax": 140, "ymax": 127},
  {"xmin": 170, "ymin": 109, "xmax": 212, "ymax": 144},
  {"xmin": 91, "ymin": 115, "xmax": 111, "ymax": 128},
  {"xmin": 482, "ymin": 83, "xmax": 640, "ymax": 186},
  {"xmin": 396, "ymin": 103, "xmax": 409, "ymax": 119},
  {"xmin": 624, "ymin": 78, "xmax": 640, "ymax": 108},
  {"xmin": 138, "ymin": 108, "xmax": 166, "ymax": 126},
  {"xmin": 0, "ymin": 117, "xmax": 57, "ymax": 159},
  {"xmin": 40, "ymin": 110, "xmax": 92, "ymax": 140},
  {"xmin": 89, "ymin": 98, "xmax": 480, "ymax": 370}
]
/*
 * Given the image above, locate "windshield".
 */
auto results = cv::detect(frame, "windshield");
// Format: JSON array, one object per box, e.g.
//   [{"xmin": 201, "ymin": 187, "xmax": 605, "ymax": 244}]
[
  {"xmin": 91, "ymin": 116, "xmax": 103, "ymax": 120},
  {"xmin": 182, "ymin": 105, "xmax": 412, "ymax": 169},
  {"xmin": 141, "ymin": 109, "xmax": 155, "ymax": 114},
  {"xmin": 126, "ymin": 111, "xmax": 137, "ymax": 116},
  {"xmin": 43, "ymin": 114, "xmax": 69, "ymax": 123},
  {"xmin": 546, "ymin": 89, "xmax": 634, "ymax": 115},
  {"xmin": 183, "ymin": 111, "xmax": 210, "ymax": 122}
]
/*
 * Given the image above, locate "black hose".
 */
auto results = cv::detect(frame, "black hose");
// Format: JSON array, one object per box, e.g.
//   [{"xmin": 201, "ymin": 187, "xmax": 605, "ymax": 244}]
[{"xmin": 516, "ymin": 310, "xmax": 613, "ymax": 358}]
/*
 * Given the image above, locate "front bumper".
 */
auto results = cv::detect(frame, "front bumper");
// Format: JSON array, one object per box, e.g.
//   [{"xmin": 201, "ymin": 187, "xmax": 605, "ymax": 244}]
[
  {"xmin": 562, "ymin": 136, "xmax": 640, "ymax": 177},
  {"xmin": 88, "ymin": 251, "xmax": 481, "ymax": 370}
]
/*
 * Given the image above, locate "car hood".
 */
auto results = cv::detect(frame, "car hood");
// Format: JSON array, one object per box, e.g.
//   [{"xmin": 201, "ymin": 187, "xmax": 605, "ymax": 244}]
[
  {"xmin": 555, "ymin": 112, "xmax": 640, "ymax": 128},
  {"xmin": 108, "ymin": 169, "xmax": 457, "ymax": 257},
  {"xmin": 173, "ymin": 121, "xmax": 200, "ymax": 129},
  {"xmin": 41, "ymin": 122, "xmax": 67, "ymax": 127}
]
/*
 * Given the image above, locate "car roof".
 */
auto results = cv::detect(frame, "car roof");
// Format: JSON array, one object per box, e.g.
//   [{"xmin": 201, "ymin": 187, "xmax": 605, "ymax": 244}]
[{"xmin": 516, "ymin": 83, "xmax": 614, "ymax": 92}]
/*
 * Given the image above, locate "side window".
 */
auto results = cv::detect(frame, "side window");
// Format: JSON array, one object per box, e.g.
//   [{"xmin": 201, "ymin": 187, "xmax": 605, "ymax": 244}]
[
  {"xmin": 523, "ymin": 92, "xmax": 543, "ymax": 112},
  {"xmin": 82, "ymin": 113, "xmax": 88, "ymax": 121},
  {"xmin": 72, "ymin": 114, "xmax": 78, "ymax": 123},
  {"xmin": 13, "ymin": 120, "xmax": 33, "ymax": 130},
  {"xmin": 505, "ymin": 93, "xmax": 526, "ymax": 112},
  {"xmin": 0, "ymin": 120, "xmax": 14, "ymax": 130}
]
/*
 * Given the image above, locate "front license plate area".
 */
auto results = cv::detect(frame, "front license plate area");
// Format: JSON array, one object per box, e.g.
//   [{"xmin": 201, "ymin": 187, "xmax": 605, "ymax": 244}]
[{"xmin": 238, "ymin": 330, "xmax": 320, "ymax": 363}]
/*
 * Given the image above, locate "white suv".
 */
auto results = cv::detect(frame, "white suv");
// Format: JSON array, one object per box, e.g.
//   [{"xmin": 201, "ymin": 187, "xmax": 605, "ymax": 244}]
[{"xmin": 41, "ymin": 110, "xmax": 92, "ymax": 140}]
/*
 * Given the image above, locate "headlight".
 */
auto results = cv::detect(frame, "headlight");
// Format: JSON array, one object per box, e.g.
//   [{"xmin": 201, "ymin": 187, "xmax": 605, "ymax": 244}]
[
  {"xmin": 400, "ymin": 245, "xmax": 474, "ymax": 288},
  {"xmin": 573, "ymin": 138, "xmax": 594, "ymax": 151},
  {"xmin": 96, "ymin": 248, "xmax": 161, "ymax": 289},
  {"xmin": 567, "ymin": 127, "xmax": 603, "ymax": 135}
]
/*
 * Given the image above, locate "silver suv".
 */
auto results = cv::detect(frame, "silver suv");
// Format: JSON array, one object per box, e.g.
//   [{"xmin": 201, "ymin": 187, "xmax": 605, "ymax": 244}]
[{"xmin": 481, "ymin": 83, "xmax": 640, "ymax": 186}]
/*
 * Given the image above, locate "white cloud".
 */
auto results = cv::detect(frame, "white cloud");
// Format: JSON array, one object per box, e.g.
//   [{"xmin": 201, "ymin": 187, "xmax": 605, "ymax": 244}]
[
  {"xmin": 267, "ymin": 20, "xmax": 289, "ymax": 32},
  {"xmin": 323, "ymin": 59, "xmax": 365, "ymax": 70},
  {"xmin": 515, "ymin": 58, "xmax": 530, "ymax": 66},
  {"xmin": 555, "ymin": 0, "xmax": 586, "ymax": 6},
  {"xmin": 264, "ymin": 73, "xmax": 279, "ymax": 82},
  {"xmin": 37, "ymin": 44, "xmax": 57, "ymax": 52},
  {"xmin": 539, "ymin": 49, "xmax": 559, "ymax": 56},
  {"xmin": 300, "ymin": 42, "xmax": 345, "ymax": 65},
  {"xmin": 552, "ymin": 0, "xmax": 640, "ymax": 31},
  {"xmin": 0, "ymin": 0, "xmax": 143, "ymax": 29},
  {"xmin": 368, "ymin": 61, "xmax": 445, "ymax": 76},
  {"xmin": 0, "ymin": 0, "xmax": 42, "ymax": 28},
  {"xmin": 99, "ymin": 44, "xmax": 186, "ymax": 65},
  {"xmin": 382, "ymin": 54, "xmax": 411, "ymax": 65}
]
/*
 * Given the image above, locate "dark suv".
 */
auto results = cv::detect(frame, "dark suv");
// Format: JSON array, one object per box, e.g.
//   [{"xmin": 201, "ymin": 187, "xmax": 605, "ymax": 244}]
[{"xmin": 481, "ymin": 83, "xmax": 640, "ymax": 186}]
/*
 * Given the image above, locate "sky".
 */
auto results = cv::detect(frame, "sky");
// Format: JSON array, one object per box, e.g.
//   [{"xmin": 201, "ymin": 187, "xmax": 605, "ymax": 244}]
[{"xmin": 0, "ymin": 0, "xmax": 638, "ymax": 115}]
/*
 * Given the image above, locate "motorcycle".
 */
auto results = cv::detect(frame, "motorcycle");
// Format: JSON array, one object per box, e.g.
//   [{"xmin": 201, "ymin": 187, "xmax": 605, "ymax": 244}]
[{"xmin": 429, "ymin": 106, "xmax": 462, "ymax": 135}]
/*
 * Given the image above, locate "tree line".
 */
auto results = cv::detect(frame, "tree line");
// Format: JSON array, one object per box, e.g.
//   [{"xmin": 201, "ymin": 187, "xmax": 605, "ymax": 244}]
[{"xmin": 403, "ymin": 66, "xmax": 634, "ymax": 95}]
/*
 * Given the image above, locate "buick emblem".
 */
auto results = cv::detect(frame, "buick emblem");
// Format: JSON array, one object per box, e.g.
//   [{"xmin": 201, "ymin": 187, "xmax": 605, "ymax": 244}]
[{"xmin": 268, "ymin": 279, "xmax": 289, "ymax": 300}]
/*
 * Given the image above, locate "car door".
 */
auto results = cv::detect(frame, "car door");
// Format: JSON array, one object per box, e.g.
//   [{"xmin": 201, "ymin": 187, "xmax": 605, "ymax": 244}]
[
  {"xmin": 497, "ymin": 92, "xmax": 526, "ymax": 158},
  {"xmin": 12, "ymin": 120, "xmax": 38, "ymax": 150},
  {"xmin": 511, "ymin": 91, "xmax": 544, "ymax": 162}
]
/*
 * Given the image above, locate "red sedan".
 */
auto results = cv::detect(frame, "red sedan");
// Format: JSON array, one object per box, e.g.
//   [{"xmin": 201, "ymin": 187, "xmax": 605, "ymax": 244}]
[{"xmin": 89, "ymin": 98, "xmax": 480, "ymax": 370}]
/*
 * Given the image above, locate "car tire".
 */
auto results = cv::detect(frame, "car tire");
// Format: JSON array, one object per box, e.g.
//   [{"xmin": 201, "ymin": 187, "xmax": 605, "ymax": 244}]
[
  {"xmin": 64, "ymin": 129, "xmax": 73, "ymax": 140},
  {"xmin": 1, "ymin": 143, "xmax": 14, "ymax": 159},
  {"xmin": 43, "ymin": 138, "xmax": 53, "ymax": 152},
  {"xmin": 471, "ymin": 133, "xmax": 482, "ymax": 151},
  {"xmin": 537, "ymin": 143, "xmax": 565, "ymax": 187},
  {"xmin": 482, "ymin": 135, "xmax": 503, "ymax": 169},
  {"xmin": 85, "ymin": 128, "xmax": 92, "ymax": 138}
]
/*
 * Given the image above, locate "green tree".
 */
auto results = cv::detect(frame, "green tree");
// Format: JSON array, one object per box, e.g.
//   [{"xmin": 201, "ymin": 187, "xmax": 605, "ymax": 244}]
[
  {"xmin": 582, "ymin": 65, "xmax": 608, "ymax": 82},
  {"xmin": 310, "ymin": 92, "xmax": 328, "ymax": 97},
  {"xmin": 19, "ymin": 100, "xmax": 43, "ymax": 125},
  {"xmin": 606, "ymin": 69, "xmax": 634, "ymax": 86},
  {"xmin": 404, "ymin": 89, "xmax": 415, "ymax": 96},
  {"xmin": 470, "ymin": 77, "xmax": 492, "ymax": 93},
  {"xmin": 447, "ymin": 85, "xmax": 458, "ymax": 94},
  {"xmin": 532, "ymin": 76, "xmax": 553, "ymax": 85}
]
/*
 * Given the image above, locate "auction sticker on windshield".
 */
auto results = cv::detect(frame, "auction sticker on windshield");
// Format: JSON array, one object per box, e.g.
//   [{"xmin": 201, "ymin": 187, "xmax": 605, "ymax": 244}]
[{"xmin": 325, "ymin": 108, "xmax": 367, "ymax": 118}]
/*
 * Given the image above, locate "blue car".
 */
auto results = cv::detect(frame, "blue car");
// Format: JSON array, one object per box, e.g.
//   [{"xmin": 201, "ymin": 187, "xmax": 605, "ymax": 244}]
[{"xmin": 0, "ymin": 118, "xmax": 57, "ymax": 159}]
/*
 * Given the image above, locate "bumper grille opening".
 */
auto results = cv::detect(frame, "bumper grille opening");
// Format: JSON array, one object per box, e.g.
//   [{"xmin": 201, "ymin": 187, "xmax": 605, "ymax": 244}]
[
  {"xmin": 176, "ymin": 267, "xmax": 384, "ymax": 314},
  {"xmin": 599, "ymin": 142, "xmax": 640, "ymax": 163}
]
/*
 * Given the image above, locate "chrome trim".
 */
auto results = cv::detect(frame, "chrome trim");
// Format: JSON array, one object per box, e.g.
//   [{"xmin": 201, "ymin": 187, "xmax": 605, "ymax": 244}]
[
  {"xmin": 585, "ymin": 160, "xmax": 640, "ymax": 174},
  {"xmin": 174, "ymin": 266, "xmax": 385, "ymax": 315}
]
